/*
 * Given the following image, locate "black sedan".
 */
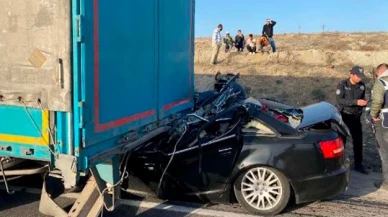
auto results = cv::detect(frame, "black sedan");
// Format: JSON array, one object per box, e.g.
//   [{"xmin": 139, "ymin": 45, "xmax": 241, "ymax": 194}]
[{"xmin": 124, "ymin": 73, "xmax": 351, "ymax": 216}]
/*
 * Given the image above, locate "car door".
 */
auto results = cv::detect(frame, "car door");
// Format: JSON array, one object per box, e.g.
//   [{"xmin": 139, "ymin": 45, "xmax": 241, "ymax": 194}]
[
  {"xmin": 160, "ymin": 109, "xmax": 243, "ymax": 195},
  {"xmin": 196, "ymin": 113, "xmax": 243, "ymax": 192},
  {"xmin": 160, "ymin": 127, "xmax": 203, "ymax": 194}
]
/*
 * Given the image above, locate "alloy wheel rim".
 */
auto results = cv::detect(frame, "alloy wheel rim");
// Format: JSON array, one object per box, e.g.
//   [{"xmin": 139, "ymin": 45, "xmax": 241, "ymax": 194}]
[{"xmin": 241, "ymin": 167, "xmax": 282, "ymax": 210}]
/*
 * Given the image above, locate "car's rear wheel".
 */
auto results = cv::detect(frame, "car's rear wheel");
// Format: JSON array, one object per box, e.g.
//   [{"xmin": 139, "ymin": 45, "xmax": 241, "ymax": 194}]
[{"xmin": 234, "ymin": 166, "xmax": 290, "ymax": 216}]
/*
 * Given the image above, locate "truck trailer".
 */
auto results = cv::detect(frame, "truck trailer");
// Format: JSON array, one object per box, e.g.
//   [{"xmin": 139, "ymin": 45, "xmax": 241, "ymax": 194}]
[{"xmin": 0, "ymin": 0, "xmax": 195, "ymax": 216}]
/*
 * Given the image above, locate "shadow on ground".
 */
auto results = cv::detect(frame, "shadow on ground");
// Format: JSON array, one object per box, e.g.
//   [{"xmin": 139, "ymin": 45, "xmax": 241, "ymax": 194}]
[{"xmin": 0, "ymin": 190, "xmax": 40, "ymax": 212}]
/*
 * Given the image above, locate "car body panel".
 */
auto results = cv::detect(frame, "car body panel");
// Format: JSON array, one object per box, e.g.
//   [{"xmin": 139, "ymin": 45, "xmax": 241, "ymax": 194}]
[
  {"xmin": 297, "ymin": 102, "xmax": 350, "ymax": 138},
  {"xmin": 297, "ymin": 102, "xmax": 341, "ymax": 130},
  {"xmin": 234, "ymin": 134, "xmax": 327, "ymax": 181},
  {"xmin": 126, "ymin": 73, "xmax": 350, "ymax": 211},
  {"xmin": 291, "ymin": 163, "xmax": 349, "ymax": 204}
]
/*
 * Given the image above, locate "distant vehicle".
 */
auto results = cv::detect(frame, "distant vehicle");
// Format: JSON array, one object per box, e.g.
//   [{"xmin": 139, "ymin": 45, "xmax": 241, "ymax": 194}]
[{"xmin": 124, "ymin": 73, "xmax": 351, "ymax": 216}]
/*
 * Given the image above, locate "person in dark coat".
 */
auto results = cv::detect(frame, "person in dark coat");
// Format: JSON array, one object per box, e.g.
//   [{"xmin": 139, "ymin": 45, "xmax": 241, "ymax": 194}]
[
  {"xmin": 234, "ymin": 30, "xmax": 245, "ymax": 52},
  {"xmin": 336, "ymin": 66, "xmax": 368, "ymax": 174},
  {"xmin": 262, "ymin": 18, "xmax": 277, "ymax": 53}
]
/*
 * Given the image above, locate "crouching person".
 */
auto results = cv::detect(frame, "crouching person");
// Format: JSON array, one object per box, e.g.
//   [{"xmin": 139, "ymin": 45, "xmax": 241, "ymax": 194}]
[
  {"xmin": 370, "ymin": 63, "xmax": 388, "ymax": 190},
  {"xmin": 257, "ymin": 36, "xmax": 270, "ymax": 53},
  {"xmin": 223, "ymin": 31, "xmax": 234, "ymax": 53},
  {"xmin": 246, "ymin": 34, "xmax": 256, "ymax": 55},
  {"xmin": 234, "ymin": 30, "xmax": 245, "ymax": 52}
]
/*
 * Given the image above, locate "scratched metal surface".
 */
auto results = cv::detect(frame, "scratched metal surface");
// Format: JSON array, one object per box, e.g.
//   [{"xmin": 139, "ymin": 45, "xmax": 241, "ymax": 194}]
[{"xmin": 0, "ymin": 0, "xmax": 72, "ymax": 112}]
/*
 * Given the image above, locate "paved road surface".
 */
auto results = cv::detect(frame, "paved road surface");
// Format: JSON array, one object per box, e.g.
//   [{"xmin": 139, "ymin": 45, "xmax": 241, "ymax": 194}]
[
  {"xmin": 1, "ymin": 171, "xmax": 388, "ymax": 217},
  {"xmin": 1, "ymin": 189, "xmax": 388, "ymax": 217}
]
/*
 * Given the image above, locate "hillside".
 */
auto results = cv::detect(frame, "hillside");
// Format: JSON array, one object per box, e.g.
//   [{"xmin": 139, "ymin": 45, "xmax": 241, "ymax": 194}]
[
  {"xmin": 194, "ymin": 32, "xmax": 388, "ymax": 172},
  {"xmin": 194, "ymin": 32, "xmax": 388, "ymax": 106}
]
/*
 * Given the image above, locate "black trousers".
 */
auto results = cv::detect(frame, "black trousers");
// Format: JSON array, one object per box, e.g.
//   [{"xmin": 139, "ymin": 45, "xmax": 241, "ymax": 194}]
[
  {"xmin": 235, "ymin": 43, "xmax": 243, "ymax": 51},
  {"xmin": 247, "ymin": 46, "xmax": 256, "ymax": 53},
  {"xmin": 225, "ymin": 44, "xmax": 231, "ymax": 52},
  {"xmin": 341, "ymin": 112, "xmax": 363, "ymax": 166},
  {"xmin": 373, "ymin": 120, "xmax": 388, "ymax": 183}
]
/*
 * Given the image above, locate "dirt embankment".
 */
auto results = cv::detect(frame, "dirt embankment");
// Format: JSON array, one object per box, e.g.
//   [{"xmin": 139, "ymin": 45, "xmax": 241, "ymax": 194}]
[{"xmin": 194, "ymin": 32, "xmax": 388, "ymax": 172}]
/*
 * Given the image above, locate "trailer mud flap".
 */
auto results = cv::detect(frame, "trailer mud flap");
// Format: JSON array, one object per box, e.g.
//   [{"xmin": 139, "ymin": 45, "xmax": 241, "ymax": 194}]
[
  {"xmin": 39, "ymin": 173, "xmax": 68, "ymax": 216},
  {"xmin": 39, "ymin": 173, "xmax": 67, "ymax": 216}
]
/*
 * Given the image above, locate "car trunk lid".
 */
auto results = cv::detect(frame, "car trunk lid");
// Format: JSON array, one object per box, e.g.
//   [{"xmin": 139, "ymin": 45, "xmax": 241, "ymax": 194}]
[{"xmin": 296, "ymin": 102, "xmax": 350, "ymax": 137}]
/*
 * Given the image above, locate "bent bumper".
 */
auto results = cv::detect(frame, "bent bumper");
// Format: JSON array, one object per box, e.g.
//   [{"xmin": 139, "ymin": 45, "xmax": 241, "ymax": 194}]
[{"xmin": 291, "ymin": 164, "xmax": 350, "ymax": 204}]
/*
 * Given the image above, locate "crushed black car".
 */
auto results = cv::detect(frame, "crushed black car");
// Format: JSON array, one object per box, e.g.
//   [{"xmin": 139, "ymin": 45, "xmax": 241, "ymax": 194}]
[{"xmin": 124, "ymin": 73, "xmax": 351, "ymax": 216}]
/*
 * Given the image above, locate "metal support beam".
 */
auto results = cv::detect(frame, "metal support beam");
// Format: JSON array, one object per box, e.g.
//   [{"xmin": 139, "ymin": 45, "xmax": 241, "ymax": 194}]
[
  {"xmin": 39, "ymin": 155, "xmax": 122, "ymax": 216},
  {"xmin": 89, "ymin": 156, "xmax": 121, "ymax": 211},
  {"xmin": 38, "ymin": 170, "xmax": 107, "ymax": 217},
  {"xmin": 67, "ymin": 176, "xmax": 103, "ymax": 217}
]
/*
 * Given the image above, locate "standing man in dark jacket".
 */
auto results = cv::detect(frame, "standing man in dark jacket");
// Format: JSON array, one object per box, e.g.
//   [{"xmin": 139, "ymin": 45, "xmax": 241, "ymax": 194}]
[
  {"xmin": 262, "ymin": 18, "xmax": 277, "ymax": 53},
  {"xmin": 336, "ymin": 66, "xmax": 368, "ymax": 174}
]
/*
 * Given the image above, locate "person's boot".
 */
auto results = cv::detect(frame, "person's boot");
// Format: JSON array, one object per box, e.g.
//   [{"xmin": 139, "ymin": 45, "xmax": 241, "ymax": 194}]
[
  {"xmin": 374, "ymin": 180, "xmax": 388, "ymax": 190},
  {"xmin": 354, "ymin": 164, "xmax": 369, "ymax": 175}
]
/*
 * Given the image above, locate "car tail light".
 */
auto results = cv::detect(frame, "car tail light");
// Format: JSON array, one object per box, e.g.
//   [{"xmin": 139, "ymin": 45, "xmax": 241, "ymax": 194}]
[{"xmin": 319, "ymin": 137, "xmax": 344, "ymax": 159}]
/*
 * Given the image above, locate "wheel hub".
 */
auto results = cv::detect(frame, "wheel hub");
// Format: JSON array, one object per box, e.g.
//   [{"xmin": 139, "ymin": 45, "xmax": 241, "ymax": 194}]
[{"xmin": 241, "ymin": 167, "xmax": 283, "ymax": 211}]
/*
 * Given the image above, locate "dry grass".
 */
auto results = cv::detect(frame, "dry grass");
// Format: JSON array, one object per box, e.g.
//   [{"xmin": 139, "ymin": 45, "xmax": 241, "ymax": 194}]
[
  {"xmin": 194, "ymin": 32, "xmax": 388, "ymax": 107},
  {"xmin": 194, "ymin": 32, "xmax": 388, "ymax": 172}
]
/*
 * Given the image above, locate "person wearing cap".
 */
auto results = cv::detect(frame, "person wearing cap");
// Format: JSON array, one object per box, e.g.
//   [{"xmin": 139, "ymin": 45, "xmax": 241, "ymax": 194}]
[
  {"xmin": 211, "ymin": 24, "xmax": 223, "ymax": 65},
  {"xmin": 223, "ymin": 31, "xmax": 234, "ymax": 53},
  {"xmin": 262, "ymin": 18, "xmax": 277, "ymax": 53},
  {"xmin": 336, "ymin": 66, "xmax": 368, "ymax": 174},
  {"xmin": 369, "ymin": 63, "xmax": 388, "ymax": 190}
]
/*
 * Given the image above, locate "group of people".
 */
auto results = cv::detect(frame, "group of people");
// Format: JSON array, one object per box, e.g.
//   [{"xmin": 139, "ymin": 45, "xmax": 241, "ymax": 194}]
[
  {"xmin": 211, "ymin": 18, "xmax": 277, "ymax": 65},
  {"xmin": 336, "ymin": 64, "xmax": 388, "ymax": 190},
  {"xmin": 210, "ymin": 19, "xmax": 388, "ymax": 191}
]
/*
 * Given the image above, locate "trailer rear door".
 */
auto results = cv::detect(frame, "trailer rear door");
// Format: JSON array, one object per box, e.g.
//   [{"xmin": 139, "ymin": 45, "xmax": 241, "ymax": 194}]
[{"xmin": 78, "ymin": 0, "xmax": 194, "ymax": 151}]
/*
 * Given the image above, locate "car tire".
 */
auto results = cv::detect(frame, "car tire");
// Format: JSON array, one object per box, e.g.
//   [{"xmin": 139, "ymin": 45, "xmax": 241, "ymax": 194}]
[{"xmin": 234, "ymin": 166, "xmax": 290, "ymax": 216}]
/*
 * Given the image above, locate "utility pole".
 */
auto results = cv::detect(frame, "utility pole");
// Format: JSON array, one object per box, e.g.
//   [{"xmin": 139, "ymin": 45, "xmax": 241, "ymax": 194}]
[
  {"xmin": 322, "ymin": 24, "xmax": 326, "ymax": 33},
  {"xmin": 298, "ymin": 25, "xmax": 301, "ymax": 34}
]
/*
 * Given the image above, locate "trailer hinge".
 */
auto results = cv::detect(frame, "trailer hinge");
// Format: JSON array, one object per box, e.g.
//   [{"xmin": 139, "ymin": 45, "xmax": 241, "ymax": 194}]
[
  {"xmin": 76, "ymin": 15, "xmax": 83, "ymax": 42},
  {"xmin": 117, "ymin": 131, "xmax": 138, "ymax": 145}
]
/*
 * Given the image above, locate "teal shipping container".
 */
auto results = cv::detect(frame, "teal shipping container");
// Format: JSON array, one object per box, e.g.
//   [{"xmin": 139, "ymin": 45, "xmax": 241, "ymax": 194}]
[{"xmin": 0, "ymin": 0, "xmax": 195, "ymax": 215}]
